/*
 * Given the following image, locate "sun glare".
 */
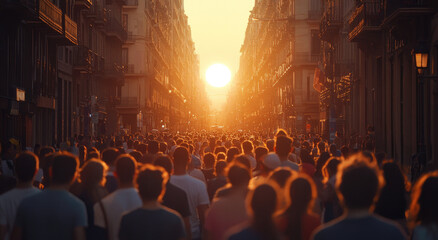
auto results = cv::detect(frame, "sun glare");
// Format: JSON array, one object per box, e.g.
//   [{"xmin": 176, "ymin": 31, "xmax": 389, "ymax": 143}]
[{"xmin": 206, "ymin": 63, "xmax": 232, "ymax": 88}]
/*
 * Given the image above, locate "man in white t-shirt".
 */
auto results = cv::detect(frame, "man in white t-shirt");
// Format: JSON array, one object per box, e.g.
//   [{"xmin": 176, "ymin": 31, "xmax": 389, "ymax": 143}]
[
  {"xmin": 0, "ymin": 152, "xmax": 40, "ymax": 240},
  {"xmin": 93, "ymin": 154, "xmax": 142, "ymax": 240},
  {"xmin": 170, "ymin": 147, "xmax": 210, "ymax": 240}
]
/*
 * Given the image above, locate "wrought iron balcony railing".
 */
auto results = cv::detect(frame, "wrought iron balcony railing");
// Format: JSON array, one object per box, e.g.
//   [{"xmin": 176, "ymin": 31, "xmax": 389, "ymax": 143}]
[
  {"xmin": 319, "ymin": 3, "xmax": 342, "ymax": 42},
  {"xmin": 105, "ymin": 17, "xmax": 127, "ymax": 42},
  {"xmin": 349, "ymin": 0, "xmax": 383, "ymax": 42}
]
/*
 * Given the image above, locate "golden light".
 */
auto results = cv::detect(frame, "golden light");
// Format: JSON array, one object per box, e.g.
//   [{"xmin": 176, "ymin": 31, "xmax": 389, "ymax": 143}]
[{"xmin": 206, "ymin": 63, "xmax": 232, "ymax": 88}]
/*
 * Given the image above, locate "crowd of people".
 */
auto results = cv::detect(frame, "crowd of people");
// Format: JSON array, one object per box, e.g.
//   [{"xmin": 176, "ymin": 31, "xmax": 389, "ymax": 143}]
[{"xmin": 0, "ymin": 129, "xmax": 437, "ymax": 240}]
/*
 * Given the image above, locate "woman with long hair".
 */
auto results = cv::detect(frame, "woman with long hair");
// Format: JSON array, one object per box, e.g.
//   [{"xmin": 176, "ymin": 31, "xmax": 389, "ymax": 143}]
[
  {"xmin": 228, "ymin": 183, "xmax": 281, "ymax": 240},
  {"xmin": 409, "ymin": 171, "xmax": 438, "ymax": 240},
  {"xmin": 277, "ymin": 174, "xmax": 321, "ymax": 240}
]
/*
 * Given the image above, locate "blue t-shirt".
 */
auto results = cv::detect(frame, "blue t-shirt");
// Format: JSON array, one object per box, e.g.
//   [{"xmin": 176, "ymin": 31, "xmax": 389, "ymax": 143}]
[
  {"xmin": 15, "ymin": 189, "xmax": 87, "ymax": 240},
  {"xmin": 119, "ymin": 207, "xmax": 186, "ymax": 240},
  {"xmin": 312, "ymin": 215, "xmax": 407, "ymax": 240}
]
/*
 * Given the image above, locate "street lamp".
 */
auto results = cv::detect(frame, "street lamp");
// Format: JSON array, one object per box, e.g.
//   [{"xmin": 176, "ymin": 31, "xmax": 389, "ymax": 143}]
[{"xmin": 414, "ymin": 41, "xmax": 429, "ymax": 74}]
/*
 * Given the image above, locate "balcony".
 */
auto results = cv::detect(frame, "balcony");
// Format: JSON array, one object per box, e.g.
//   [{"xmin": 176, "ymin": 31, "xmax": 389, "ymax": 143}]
[
  {"xmin": 73, "ymin": 46, "xmax": 91, "ymax": 71},
  {"xmin": 64, "ymin": 15, "xmax": 78, "ymax": 45},
  {"xmin": 74, "ymin": 0, "xmax": 92, "ymax": 10},
  {"xmin": 123, "ymin": 0, "xmax": 138, "ymax": 8},
  {"xmin": 39, "ymin": 0, "xmax": 63, "ymax": 34},
  {"xmin": 349, "ymin": 1, "xmax": 383, "ymax": 42},
  {"xmin": 319, "ymin": 5, "xmax": 342, "ymax": 42},
  {"xmin": 105, "ymin": 17, "xmax": 127, "ymax": 42},
  {"xmin": 98, "ymin": 63, "xmax": 125, "ymax": 85},
  {"xmin": 87, "ymin": 1, "xmax": 107, "ymax": 26},
  {"xmin": 384, "ymin": 0, "xmax": 435, "ymax": 25}
]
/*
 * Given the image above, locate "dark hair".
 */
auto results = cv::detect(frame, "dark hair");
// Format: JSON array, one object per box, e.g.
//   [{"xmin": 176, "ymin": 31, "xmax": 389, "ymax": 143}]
[
  {"xmin": 148, "ymin": 141, "xmax": 159, "ymax": 154},
  {"xmin": 173, "ymin": 147, "xmax": 190, "ymax": 170},
  {"xmin": 154, "ymin": 155, "xmax": 173, "ymax": 174},
  {"xmin": 51, "ymin": 152, "xmax": 79, "ymax": 185},
  {"xmin": 275, "ymin": 136, "xmax": 292, "ymax": 157},
  {"xmin": 233, "ymin": 154, "xmax": 251, "ymax": 170},
  {"xmin": 101, "ymin": 148, "xmax": 120, "ymax": 166},
  {"xmin": 136, "ymin": 143, "xmax": 147, "ymax": 155},
  {"xmin": 250, "ymin": 184, "xmax": 279, "ymax": 240},
  {"xmin": 215, "ymin": 160, "xmax": 227, "ymax": 176},
  {"xmin": 217, "ymin": 152, "xmax": 226, "ymax": 161},
  {"xmin": 214, "ymin": 146, "xmax": 227, "ymax": 155},
  {"xmin": 226, "ymin": 147, "xmax": 240, "ymax": 163},
  {"xmin": 300, "ymin": 148, "xmax": 314, "ymax": 166},
  {"xmin": 226, "ymin": 163, "xmax": 251, "ymax": 187},
  {"xmin": 323, "ymin": 157, "xmax": 341, "ymax": 183},
  {"xmin": 80, "ymin": 159, "xmax": 108, "ymax": 188},
  {"xmin": 242, "ymin": 141, "xmax": 254, "ymax": 154},
  {"xmin": 337, "ymin": 154, "xmax": 383, "ymax": 210},
  {"xmin": 284, "ymin": 175, "xmax": 316, "ymax": 240},
  {"xmin": 255, "ymin": 146, "xmax": 268, "ymax": 170},
  {"xmin": 374, "ymin": 160, "xmax": 408, "ymax": 219},
  {"xmin": 14, "ymin": 152, "xmax": 38, "ymax": 182},
  {"xmin": 410, "ymin": 171, "xmax": 438, "ymax": 226},
  {"xmin": 87, "ymin": 151, "xmax": 100, "ymax": 161},
  {"xmin": 115, "ymin": 154, "xmax": 137, "ymax": 184},
  {"xmin": 137, "ymin": 164, "xmax": 169, "ymax": 201},
  {"xmin": 203, "ymin": 153, "xmax": 216, "ymax": 169},
  {"xmin": 315, "ymin": 152, "xmax": 331, "ymax": 178},
  {"xmin": 129, "ymin": 150, "xmax": 143, "ymax": 162},
  {"xmin": 159, "ymin": 142, "xmax": 168, "ymax": 153},
  {"xmin": 268, "ymin": 168, "xmax": 294, "ymax": 188},
  {"xmin": 266, "ymin": 139, "xmax": 275, "ymax": 152}
]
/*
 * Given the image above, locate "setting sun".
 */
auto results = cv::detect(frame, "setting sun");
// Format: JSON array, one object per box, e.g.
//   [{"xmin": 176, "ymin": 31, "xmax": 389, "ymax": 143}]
[{"xmin": 206, "ymin": 63, "xmax": 232, "ymax": 88}]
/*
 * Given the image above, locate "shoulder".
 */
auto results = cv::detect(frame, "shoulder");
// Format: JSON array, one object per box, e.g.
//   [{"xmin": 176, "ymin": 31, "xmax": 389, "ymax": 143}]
[
  {"xmin": 372, "ymin": 215, "xmax": 406, "ymax": 236},
  {"xmin": 312, "ymin": 216, "xmax": 346, "ymax": 240}
]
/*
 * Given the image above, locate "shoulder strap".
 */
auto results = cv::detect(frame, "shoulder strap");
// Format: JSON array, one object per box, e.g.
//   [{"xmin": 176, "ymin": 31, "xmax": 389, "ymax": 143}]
[{"xmin": 95, "ymin": 189, "xmax": 110, "ymax": 238}]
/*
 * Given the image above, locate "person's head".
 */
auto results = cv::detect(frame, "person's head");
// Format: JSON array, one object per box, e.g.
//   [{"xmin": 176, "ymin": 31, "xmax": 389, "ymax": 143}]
[
  {"xmin": 336, "ymin": 154, "xmax": 384, "ymax": 211},
  {"xmin": 248, "ymin": 183, "xmax": 278, "ymax": 239},
  {"xmin": 86, "ymin": 151, "xmax": 100, "ymax": 161},
  {"xmin": 268, "ymin": 167, "xmax": 294, "ymax": 188},
  {"xmin": 381, "ymin": 160, "xmax": 408, "ymax": 192},
  {"xmin": 154, "ymin": 155, "xmax": 173, "ymax": 175},
  {"xmin": 410, "ymin": 171, "xmax": 438, "ymax": 226},
  {"xmin": 300, "ymin": 148, "xmax": 313, "ymax": 166},
  {"xmin": 233, "ymin": 154, "xmax": 251, "ymax": 170},
  {"xmin": 136, "ymin": 164, "xmax": 169, "ymax": 202},
  {"xmin": 255, "ymin": 146, "xmax": 268, "ymax": 164},
  {"xmin": 262, "ymin": 153, "xmax": 281, "ymax": 172},
  {"xmin": 14, "ymin": 151, "xmax": 39, "ymax": 183},
  {"xmin": 159, "ymin": 142, "xmax": 168, "ymax": 153},
  {"xmin": 317, "ymin": 141, "xmax": 326, "ymax": 153},
  {"xmin": 226, "ymin": 147, "xmax": 240, "ymax": 163},
  {"xmin": 115, "ymin": 154, "xmax": 137, "ymax": 185},
  {"xmin": 275, "ymin": 129, "xmax": 288, "ymax": 137},
  {"xmin": 275, "ymin": 135, "xmax": 292, "ymax": 158},
  {"xmin": 51, "ymin": 152, "xmax": 80, "ymax": 186},
  {"xmin": 215, "ymin": 160, "xmax": 227, "ymax": 177},
  {"xmin": 80, "ymin": 159, "xmax": 108, "ymax": 187},
  {"xmin": 136, "ymin": 143, "xmax": 147, "ymax": 155},
  {"xmin": 340, "ymin": 145, "xmax": 350, "ymax": 159},
  {"xmin": 315, "ymin": 152, "xmax": 331, "ymax": 178},
  {"xmin": 172, "ymin": 146, "xmax": 190, "ymax": 171},
  {"xmin": 323, "ymin": 157, "xmax": 341, "ymax": 183},
  {"xmin": 101, "ymin": 148, "xmax": 120, "ymax": 167},
  {"xmin": 242, "ymin": 140, "xmax": 254, "ymax": 154},
  {"xmin": 214, "ymin": 146, "xmax": 226, "ymax": 155},
  {"xmin": 266, "ymin": 139, "xmax": 275, "ymax": 152},
  {"xmin": 226, "ymin": 163, "xmax": 251, "ymax": 187},
  {"xmin": 203, "ymin": 153, "xmax": 216, "ymax": 169},
  {"xmin": 129, "ymin": 150, "xmax": 143, "ymax": 162},
  {"xmin": 148, "ymin": 140, "xmax": 159, "ymax": 154},
  {"xmin": 217, "ymin": 152, "xmax": 226, "ymax": 161},
  {"xmin": 284, "ymin": 174, "xmax": 317, "ymax": 239}
]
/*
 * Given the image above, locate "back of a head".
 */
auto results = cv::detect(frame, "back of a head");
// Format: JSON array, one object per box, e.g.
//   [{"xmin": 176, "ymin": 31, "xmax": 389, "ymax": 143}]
[
  {"xmin": 215, "ymin": 160, "xmax": 227, "ymax": 176},
  {"xmin": 275, "ymin": 129, "xmax": 288, "ymax": 138},
  {"xmin": 80, "ymin": 159, "xmax": 108, "ymax": 187},
  {"xmin": 226, "ymin": 147, "xmax": 240, "ymax": 163},
  {"xmin": 159, "ymin": 142, "xmax": 168, "ymax": 153},
  {"xmin": 269, "ymin": 168, "xmax": 294, "ymax": 188},
  {"xmin": 137, "ymin": 164, "xmax": 169, "ymax": 201},
  {"xmin": 115, "ymin": 154, "xmax": 137, "ymax": 184},
  {"xmin": 102, "ymin": 148, "xmax": 120, "ymax": 166},
  {"xmin": 233, "ymin": 154, "xmax": 251, "ymax": 170},
  {"xmin": 410, "ymin": 171, "xmax": 438, "ymax": 225},
  {"xmin": 14, "ymin": 151, "xmax": 39, "ymax": 182},
  {"xmin": 148, "ymin": 140, "xmax": 159, "ymax": 154},
  {"xmin": 136, "ymin": 143, "xmax": 148, "ymax": 155},
  {"xmin": 129, "ymin": 150, "xmax": 143, "ymax": 162},
  {"xmin": 255, "ymin": 146, "xmax": 269, "ymax": 162},
  {"xmin": 173, "ymin": 146, "xmax": 190, "ymax": 170},
  {"xmin": 214, "ymin": 146, "xmax": 226, "ymax": 155},
  {"xmin": 51, "ymin": 152, "xmax": 79, "ymax": 185},
  {"xmin": 250, "ymin": 183, "xmax": 277, "ymax": 218},
  {"xmin": 203, "ymin": 153, "xmax": 216, "ymax": 169},
  {"xmin": 337, "ymin": 154, "xmax": 383, "ymax": 210},
  {"xmin": 323, "ymin": 157, "xmax": 341, "ymax": 182},
  {"xmin": 381, "ymin": 160, "xmax": 405, "ymax": 191},
  {"xmin": 266, "ymin": 139, "xmax": 275, "ymax": 152},
  {"xmin": 217, "ymin": 152, "xmax": 226, "ymax": 161},
  {"xmin": 154, "ymin": 155, "xmax": 173, "ymax": 174},
  {"xmin": 242, "ymin": 140, "xmax": 253, "ymax": 154},
  {"xmin": 226, "ymin": 163, "xmax": 251, "ymax": 187},
  {"xmin": 275, "ymin": 135, "xmax": 292, "ymax": 157}
]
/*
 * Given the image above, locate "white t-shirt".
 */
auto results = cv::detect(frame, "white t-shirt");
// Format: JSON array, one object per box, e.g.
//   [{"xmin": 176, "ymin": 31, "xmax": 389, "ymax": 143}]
[
  {"xmin": 189, "ymin": 168, "xmax": 207, "ymax": 184},
  {"xmin": 170, "ymin": 174, "xmax": 210, "ymax": 239},
  {"xmin": 93, "ymin": 187, "xmax": 142, "ymax": 240},
  {"xmin": 0, "ymin": 187, "xmax": 40, "ymax": 240}
]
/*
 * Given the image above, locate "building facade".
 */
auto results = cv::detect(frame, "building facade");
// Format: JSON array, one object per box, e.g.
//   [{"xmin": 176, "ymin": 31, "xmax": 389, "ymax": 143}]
[{"xmin": 228, "ymin": 0, "xmax": 321, "ymax": 134}]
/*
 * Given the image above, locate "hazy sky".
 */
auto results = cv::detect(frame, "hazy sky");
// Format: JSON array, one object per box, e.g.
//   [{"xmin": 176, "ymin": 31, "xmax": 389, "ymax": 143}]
[{"xmin": 184, "ymin": 0, "xmax": 254, "ymax": 109}]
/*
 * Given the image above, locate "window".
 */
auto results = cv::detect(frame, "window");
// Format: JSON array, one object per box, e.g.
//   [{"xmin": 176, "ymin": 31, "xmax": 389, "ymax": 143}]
[{"xmin": 311, "ymin": 30, "xmax": 320, "ymax": 56}]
